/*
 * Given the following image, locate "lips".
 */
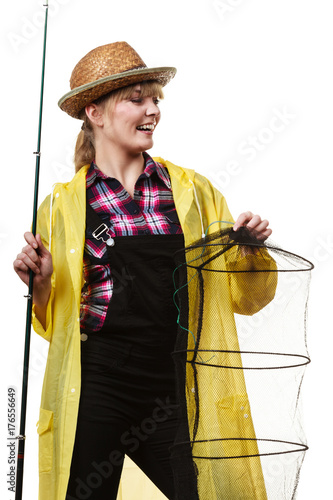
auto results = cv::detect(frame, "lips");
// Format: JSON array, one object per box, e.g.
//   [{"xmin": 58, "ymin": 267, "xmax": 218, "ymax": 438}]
[{"xmin": 136, "ymin": 122, "xmax": 156, "ymax": 131}]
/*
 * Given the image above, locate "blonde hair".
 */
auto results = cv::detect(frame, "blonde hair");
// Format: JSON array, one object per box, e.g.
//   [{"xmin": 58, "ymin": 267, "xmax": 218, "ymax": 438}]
[{"xmin": 74, "ymin": 81, "xmax": 164, "ymax": 172}]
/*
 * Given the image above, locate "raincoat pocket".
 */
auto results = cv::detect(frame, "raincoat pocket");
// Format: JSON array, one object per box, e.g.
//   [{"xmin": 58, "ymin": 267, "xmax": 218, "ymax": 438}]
[
  {"xmin": 216, "ymin": 394, "xmax": 256, "ymax": 454},
  {"xmin": 37, "ymin": 408, "xmax": 54, "ymax": 473},
  {"xmin": 215, "ymin": 395, "xmax": 267, "ymax": 499}
]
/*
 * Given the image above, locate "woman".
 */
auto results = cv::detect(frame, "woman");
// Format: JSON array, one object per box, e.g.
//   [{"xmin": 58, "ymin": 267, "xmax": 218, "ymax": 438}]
[{"xmin": 14, "ymin": 42, "xmax": 274, "ymax": 500}]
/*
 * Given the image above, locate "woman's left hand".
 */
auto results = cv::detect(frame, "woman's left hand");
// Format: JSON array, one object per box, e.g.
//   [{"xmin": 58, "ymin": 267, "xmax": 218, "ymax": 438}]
[{"xmin": 233, "ymin": 211, "xmax": 272, "ymax": 241}]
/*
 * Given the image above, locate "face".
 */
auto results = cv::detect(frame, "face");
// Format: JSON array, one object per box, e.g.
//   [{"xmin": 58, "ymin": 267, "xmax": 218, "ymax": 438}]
[{"xmin": 96, "ymin": 84, "xmax": 161, "ymax": 155}]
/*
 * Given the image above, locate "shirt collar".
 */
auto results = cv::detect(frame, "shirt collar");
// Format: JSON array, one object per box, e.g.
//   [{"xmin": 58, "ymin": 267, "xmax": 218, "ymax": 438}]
[
  {"xmin": 142, "ymin": 152, "xmax": 171, "ymax": 189},
  {"xmin": 86, "ymin": 152, "xmax": 171, "ymax": 190}
]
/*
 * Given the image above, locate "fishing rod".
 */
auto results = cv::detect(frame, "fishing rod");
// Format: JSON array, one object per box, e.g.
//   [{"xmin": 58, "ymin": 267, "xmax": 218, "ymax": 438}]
[{"xmin": 15, "ymin": 2, "xmax": 49, "ymax": 499}]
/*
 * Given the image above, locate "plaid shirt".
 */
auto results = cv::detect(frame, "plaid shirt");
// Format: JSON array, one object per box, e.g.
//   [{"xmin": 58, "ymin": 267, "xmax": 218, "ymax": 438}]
[{"xmin": 80, "ymin": 152, "xmax": 183, "ymax": 332}]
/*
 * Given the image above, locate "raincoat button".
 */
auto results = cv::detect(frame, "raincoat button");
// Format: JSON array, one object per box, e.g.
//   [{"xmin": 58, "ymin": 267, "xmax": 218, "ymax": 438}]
[
  {"xmin": 55, "ymin": 193, "xmax": 59, "ymax": 198},
  {"xmin": 71, "ymin": 388, "xmax": 75, "ymax": 393},
  {"xmin": 70, "ymin": 249, "xmax": 75, "ymax": 254},
  {"xmin": 244, "ymin": 414, "xmax": 249, "ymax": 418}
]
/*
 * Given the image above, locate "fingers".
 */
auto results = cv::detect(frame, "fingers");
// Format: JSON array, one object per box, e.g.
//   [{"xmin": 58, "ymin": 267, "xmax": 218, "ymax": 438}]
[
  {"xmin": 34, "ymin": 233, "xmax": 50, "ymax": 257},
  {"xmin": 253, "ymin": 221, "xmax": 272, "ymax": 239},
  {"xmin": 23, "ymin": 231, "xmax": 39, "ymax": 249},
  {"xmin": 13, "ymin": 256, "xmax": 36, "ymax": 288},
  {"xmin": 248, "ymin": 218, "xmax": 270, "ymax": 233},
  {"xmin": 14, "ymin": 232, "xmax": 53, "ymax": 296},
  {"xmin": 14, "ymin": 232, "xmax": 43, "ymax": 279},
  {"xmin": 233, "ymin": 211, "xmax": 254, "ymax": 231},
  {"xmin": 14, "ymin": 247, "xmax": 41, "ymax": 276},
  {"xmin": 233, "ymin": 212, "xmax": 272, "ymax": 240}
]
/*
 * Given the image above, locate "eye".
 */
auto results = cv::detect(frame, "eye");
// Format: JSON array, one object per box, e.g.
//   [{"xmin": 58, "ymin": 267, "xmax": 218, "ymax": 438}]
[{"xmin": 130, "ymin": 97, "xmax": 160, "ymax": 105}]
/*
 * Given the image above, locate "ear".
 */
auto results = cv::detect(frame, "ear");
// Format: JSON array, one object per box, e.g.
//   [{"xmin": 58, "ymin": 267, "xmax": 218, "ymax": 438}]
[{"xmin": 85, "ymin": 103, "xmax": 105, "ymax": 127}]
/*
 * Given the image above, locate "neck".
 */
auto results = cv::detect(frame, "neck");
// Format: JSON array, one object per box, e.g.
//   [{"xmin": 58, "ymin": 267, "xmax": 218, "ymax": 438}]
[
  {"xmin": 95, "ymin": 145, "xmax": 145, "ymax": 180},
  {"xmin": 94, "ymin": 142, "xmax": 146, "ymax": 198}
]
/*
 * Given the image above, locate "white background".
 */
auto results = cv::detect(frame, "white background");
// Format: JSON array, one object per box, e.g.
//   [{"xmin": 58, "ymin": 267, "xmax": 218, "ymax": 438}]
[{"xmin": 1, "ymin": 0, "xmax": 332, "ymax": 498}]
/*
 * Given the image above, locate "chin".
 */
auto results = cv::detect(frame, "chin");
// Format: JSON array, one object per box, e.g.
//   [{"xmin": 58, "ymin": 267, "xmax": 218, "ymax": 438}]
[{"xmin": 137, "ymin": 141, "xmax": 154, "ymax": 153}]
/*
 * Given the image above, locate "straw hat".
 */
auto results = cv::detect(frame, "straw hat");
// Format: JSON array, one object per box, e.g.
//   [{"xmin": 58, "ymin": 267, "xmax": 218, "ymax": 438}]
[{"xmin": 58, "ymin": 41, "xmax": 177, "ymax": 119}]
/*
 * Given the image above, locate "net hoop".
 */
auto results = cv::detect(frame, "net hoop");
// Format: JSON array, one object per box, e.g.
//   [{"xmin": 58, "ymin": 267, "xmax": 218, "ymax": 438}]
[
  {"xmin": 177, "ymin": 242, "xmax": 314, "ymax": 273},
  {"xmin": 173, "ymin": 349, "xmax": 311, "ymax": 370},
  {"xmin": 170, "ymin": 438, "xmax": 308, "ymax": 460}
]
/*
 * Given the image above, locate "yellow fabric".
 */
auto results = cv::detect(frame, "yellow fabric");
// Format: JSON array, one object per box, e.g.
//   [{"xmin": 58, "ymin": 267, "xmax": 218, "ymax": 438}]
[
  {"xmin": 33, "ymin": 158, "xmax": 275, "ymax": 499},
  {"xmin": 183, "ymin": 247, "xmax": 276, "ymax": 499}
]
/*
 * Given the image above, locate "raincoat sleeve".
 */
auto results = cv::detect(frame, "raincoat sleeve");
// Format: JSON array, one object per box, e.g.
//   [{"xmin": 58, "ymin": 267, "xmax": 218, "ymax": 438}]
[
  {"xmin": 226, "ymin": 250, "xmax": 278, "ymax": 315},
  {"xmin": 207, "ymin": 177, "xmax": 278, "ymax": 316},
  {"xmin": 31, "ymin": 194, "xmax": 55, "ymax": 342}
]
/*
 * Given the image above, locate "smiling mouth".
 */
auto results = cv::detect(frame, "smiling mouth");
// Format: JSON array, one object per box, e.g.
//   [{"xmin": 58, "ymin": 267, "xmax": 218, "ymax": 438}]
[{"xmin": 136, "ymin": 123, "xmax": 156, "ymax": 131}]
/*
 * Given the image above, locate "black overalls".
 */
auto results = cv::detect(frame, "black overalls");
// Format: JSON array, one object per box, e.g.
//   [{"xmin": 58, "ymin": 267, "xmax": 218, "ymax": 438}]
[{"xmin": 66, "ymin": 203, "xmax": 184, "ymax": 500}]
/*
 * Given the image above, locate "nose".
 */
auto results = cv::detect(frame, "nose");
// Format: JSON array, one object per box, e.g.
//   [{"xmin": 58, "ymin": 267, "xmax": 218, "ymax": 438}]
[{"xmin": 145, "ymin": 98, "xmax": 160, "ymax": 118}]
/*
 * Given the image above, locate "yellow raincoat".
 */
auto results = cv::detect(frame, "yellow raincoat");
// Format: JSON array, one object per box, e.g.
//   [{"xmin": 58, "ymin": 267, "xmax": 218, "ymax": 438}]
[{"xmin": 33, "ymin": 158, "xmax": 276, "ymax": 500}]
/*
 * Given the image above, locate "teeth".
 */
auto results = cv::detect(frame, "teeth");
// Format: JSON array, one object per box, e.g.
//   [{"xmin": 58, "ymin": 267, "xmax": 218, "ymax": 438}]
[{"xmin": 137, "ymin": 123, "xmax": 155, "ymax": 130}]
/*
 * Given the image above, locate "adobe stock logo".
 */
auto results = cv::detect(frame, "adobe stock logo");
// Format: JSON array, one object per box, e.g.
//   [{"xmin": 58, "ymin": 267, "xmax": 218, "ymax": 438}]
[
  {"xmin": 210, "ymin": 106, "xmax": 296, "ymax": 189},
  {"xmin": 212, "ymin": 0, "xmax": 248, "ymax": 21},
  {"xmin": 7, "ymin": 0, "xmax": 71, "ymax": 53},
  {"xmin": 237, "ymin": 107, "xmax": 296, "ymax": 162},
  {"xmin": 51, "ymin": 145, "xmax": 75, "ymax": 182},
  {"xmin": 66, "ymin": 396, "xmax": 178, "ymax": 500}
]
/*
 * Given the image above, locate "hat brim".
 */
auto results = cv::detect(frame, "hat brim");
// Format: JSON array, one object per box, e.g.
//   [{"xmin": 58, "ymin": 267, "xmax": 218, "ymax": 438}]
[{"xmin": 58, "ymin": 66, "xmax": 176, "ymax": 119}]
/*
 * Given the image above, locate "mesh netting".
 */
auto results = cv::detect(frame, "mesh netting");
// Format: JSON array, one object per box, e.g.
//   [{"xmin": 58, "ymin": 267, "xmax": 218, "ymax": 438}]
[{"xmin": 170, "ymin": 225, "xmax": 313, "ymax": 500}]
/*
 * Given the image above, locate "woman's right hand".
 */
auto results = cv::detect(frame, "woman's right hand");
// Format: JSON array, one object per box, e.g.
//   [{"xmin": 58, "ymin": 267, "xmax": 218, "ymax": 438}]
[{"xmin": 13, "ymin": 233, "xmax": 53, "ymax": 319}]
